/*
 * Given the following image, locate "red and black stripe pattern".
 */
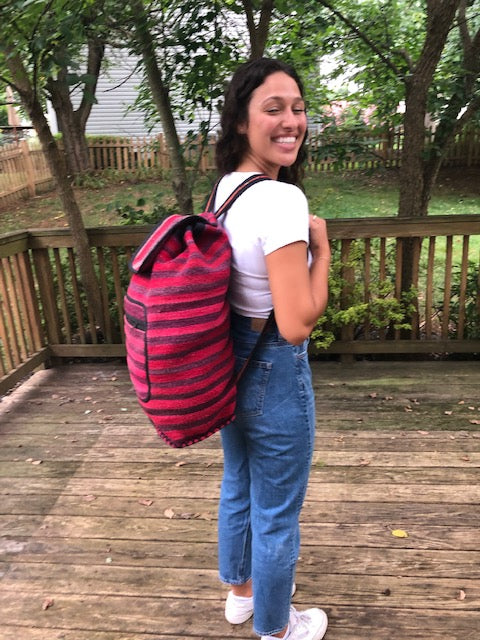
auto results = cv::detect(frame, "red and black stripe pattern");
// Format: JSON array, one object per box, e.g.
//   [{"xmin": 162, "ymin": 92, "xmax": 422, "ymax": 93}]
[{"xmin": 124, "ymin": 174, "xmax": 269, "ymax": 447}]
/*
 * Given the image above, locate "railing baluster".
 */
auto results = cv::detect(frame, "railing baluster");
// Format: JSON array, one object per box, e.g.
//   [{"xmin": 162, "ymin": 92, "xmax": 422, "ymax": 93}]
[
  {"xmin": 457, "ymin": 235, "xmax": 470, "ymax": 340},
  {"xmin": 425, "ymin": 237, "xmax": 436, "ymax": 340},
  {"xmin": 442, "ymin": 236, "xmax": 453, "ymax": 340}
]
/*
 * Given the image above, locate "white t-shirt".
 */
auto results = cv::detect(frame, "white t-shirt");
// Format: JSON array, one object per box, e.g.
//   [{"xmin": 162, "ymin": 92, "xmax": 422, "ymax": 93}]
[{"xmin": 214, "ymin": 172, "xmax": 309, "ymax": 319}]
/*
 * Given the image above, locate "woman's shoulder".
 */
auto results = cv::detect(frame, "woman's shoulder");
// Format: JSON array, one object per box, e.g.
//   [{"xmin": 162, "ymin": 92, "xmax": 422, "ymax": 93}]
[{"xmin": 220, "ymin": 173, "xmax": 306, "ymax": 204}]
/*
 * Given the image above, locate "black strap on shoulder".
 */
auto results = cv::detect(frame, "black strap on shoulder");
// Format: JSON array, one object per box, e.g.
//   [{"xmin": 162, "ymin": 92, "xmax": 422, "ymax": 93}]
[
  {"xmin": 205, "ymin": 173, "xmax": 275, "ymax": 381},
  {"xmin": 205, "ymin": 174, "xmax": 270, "ymax": 218}
]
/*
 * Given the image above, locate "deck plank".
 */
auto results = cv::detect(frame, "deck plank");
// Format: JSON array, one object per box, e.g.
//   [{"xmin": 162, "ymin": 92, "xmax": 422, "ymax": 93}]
[{"xmin": 1, "ymin": 360, "xmax": 479, "ymax": 640}]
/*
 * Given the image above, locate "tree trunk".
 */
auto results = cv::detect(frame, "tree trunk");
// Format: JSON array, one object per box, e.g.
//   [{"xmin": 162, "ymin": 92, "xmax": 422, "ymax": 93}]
[
  {"xmin": 48, "ymin": 70, "xmax": 91, "ymax": 177},
  {"xmin": 420, "ymin": 5, "xmax": 480, "ymax": 217},
  {"xmin": 395, "ymin": 0, "xmax": 462, "ymax": 335},
  {"xmin": 242, "ymin": 0, "xmax": 275, "ymax": 59},
  {"xmin": 131, "ymin": 0, "xmax": 193, "ymax": 214},
  {"xmin": 398, "ymin": 0, "xmax": 462, "ymax": 219},
  {"xmin": 47, "ymin": 38, "xmax": 105, "ymax": 178},
  {"xmin": 6, "ymin": 52, "xmax": 105, "ymax": 335}
]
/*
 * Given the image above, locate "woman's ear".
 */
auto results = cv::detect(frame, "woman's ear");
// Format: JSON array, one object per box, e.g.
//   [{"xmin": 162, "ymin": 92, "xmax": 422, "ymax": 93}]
[{"xmin": 237, "ymin": 121, "xmax": 247, "ymax": 134}]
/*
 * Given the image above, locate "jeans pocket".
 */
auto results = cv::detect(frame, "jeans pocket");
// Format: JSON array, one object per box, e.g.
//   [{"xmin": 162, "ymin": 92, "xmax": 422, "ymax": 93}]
[{"xmin": 235, "ymin": 358, "xmax": 272, "ymax": 417}]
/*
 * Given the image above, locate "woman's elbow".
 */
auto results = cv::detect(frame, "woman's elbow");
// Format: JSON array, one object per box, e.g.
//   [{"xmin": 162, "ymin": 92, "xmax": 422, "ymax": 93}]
[{"xmin": 277, "ymin": 321, "xmax": 314, "ymax": 346}]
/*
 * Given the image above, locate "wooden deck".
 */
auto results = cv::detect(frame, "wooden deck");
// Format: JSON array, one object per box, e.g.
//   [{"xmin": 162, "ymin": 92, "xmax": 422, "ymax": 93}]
[{"xmin": 0, "ymin": 360, "xmax": 479, "ymax": 640}]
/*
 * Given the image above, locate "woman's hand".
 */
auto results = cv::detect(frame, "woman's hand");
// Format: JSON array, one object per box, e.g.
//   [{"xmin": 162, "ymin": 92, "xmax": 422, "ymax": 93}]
[{"xmin": 308, "ymin": 215, "xmax": 331, "ymax": 264}]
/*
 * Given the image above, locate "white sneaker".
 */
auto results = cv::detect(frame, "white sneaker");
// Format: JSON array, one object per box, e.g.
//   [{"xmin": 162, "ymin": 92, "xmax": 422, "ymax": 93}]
[
  {"xmin": 225, "ymin": 583, "xmax": 297, "ymax": 625},
  {"xmin": 261, "ymin": 606, "xmax": 328, "ymax": 640},
  {"xmin": 225, "ymin": 591, "xmax": 254, "ymax": 624}
]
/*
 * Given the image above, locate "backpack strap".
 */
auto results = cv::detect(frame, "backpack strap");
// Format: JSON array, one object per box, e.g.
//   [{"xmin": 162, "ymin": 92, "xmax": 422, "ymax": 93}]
[
  {"xmin": 236, "ymin": 311, "xmax": 276, "ymax": 383},
  {"xmin": 207, "ymin": 173, "xmax": 275, "ymax": 380},
  {"xmin": 205, "ymin": 173, "xmax": 271, "ymax": 218},
  {"xmin": 205, "ymin": 173, "xmax": 275, "ymax": 383}
]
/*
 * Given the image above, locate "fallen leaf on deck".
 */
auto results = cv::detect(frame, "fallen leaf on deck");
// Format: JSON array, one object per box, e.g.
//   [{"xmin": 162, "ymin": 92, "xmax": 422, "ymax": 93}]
[
  {"xmin": 457, "ymin": 589, "xmax": 466, "ymax": 601},
  {"xmin": 404, "ymin": 406, "xmax": 413, "ymax": 412},
  {"xmin": 175, "ymin": 461, "xmax": 186, "ymax": 467},
  {"xmin": 391, "ymin": 529, "xmax": 409, "ymax": 538},
  {"xmin": 359, "ymin": 458, "xmax": 371, "ymax": 466},
  {"xmin": 469, "ymin": 419, "xmax": 480, "ymax": 425},
  {"xmin": 42, "ymin": 598, "xmax": 54, "ymax": 610},
  {"xmin": 32, "ymin": 460, "xmax": 43, "ymax": 465},
  {"xmin": 368, "ymin": 392, "xmax": 378, "ymax": 398},
  {"xmin": 461, "ymin": 456, "xmax": 471, "ymax": 462},
  {"xmin": 164, "ymin": 508, "xmax": 176, "ymax": 519},
  {"xmin": 139, "ymin": 499, "xmax": 154, "ymax": 507},
  {"xmin": 417, "ymin": 430, "xmax": 429, "ymax": 435},
  {"xmin": 83, "ymin": 495, "xmax": 97, "ymax": 502},
  {"xmin": 444, "ymin": 410, "xmax": 453, "ymax": 415}
]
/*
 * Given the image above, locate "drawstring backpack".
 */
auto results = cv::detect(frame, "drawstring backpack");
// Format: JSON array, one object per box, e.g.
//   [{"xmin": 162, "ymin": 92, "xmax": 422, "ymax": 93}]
[{"xmin": 124, "ymin": 174, "xmax": 272, "ymax": 448}]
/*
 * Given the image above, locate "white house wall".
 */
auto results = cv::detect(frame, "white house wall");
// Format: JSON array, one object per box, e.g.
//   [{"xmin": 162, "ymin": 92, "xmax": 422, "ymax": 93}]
[{"xmin": 69, "ymin": 48, "xmax": 219, "ymax": 139}]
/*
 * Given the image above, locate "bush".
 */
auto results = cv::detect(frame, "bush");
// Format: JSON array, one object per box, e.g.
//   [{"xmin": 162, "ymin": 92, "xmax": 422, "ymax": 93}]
[{"xmin": 312, "ymin": 240, "xmax": 416, "ymax": 349}]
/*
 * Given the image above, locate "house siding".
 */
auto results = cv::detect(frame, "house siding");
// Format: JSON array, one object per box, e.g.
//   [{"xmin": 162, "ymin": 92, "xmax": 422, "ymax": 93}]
[{"xmin": 84, "ymin": 49, "xmax": 219, "ymax": 139}]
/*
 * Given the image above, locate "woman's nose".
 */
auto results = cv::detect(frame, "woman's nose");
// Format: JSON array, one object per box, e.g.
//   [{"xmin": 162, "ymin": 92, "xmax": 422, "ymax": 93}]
[{"xmin": 282, "ymin": 108, "xmax": 299, "ymax": 128}]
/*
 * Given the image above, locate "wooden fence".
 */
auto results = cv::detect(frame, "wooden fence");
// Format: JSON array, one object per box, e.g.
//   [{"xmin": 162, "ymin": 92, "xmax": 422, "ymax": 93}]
[
  {"xmin": 0, "ymin": 139, "xmax": 54, "ymax": 207},
  {"xmin": 1, "ymin": 215, "xmax": 479, "ymax": 396},
  {"xmin": 1, "ymin": 126, "xmax": 479, "ymax": 208}
]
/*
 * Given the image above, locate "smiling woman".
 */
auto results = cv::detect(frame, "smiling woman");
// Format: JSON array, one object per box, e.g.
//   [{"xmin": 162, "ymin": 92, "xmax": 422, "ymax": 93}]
[{"xmin": 212, "ymin": 58, "xmax": 330, "ymax": 640}]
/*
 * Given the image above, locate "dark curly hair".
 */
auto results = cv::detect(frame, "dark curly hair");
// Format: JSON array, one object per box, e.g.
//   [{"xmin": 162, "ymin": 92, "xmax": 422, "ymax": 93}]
[{"xmin": 215, "ymin": 58, "xmax": 307, "ymax": 186}]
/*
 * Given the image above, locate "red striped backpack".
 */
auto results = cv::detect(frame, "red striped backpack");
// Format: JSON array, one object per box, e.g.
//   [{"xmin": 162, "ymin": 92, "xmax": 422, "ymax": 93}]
[{"xmin": 124, "ymin": 174, "xmax": 270, "ymax": 448}]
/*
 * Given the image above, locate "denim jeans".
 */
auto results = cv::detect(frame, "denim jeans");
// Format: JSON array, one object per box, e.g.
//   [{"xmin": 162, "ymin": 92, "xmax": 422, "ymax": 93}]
[{"xmin": 218, "ymin": 312, "xmax": 315, "ymax": 637}]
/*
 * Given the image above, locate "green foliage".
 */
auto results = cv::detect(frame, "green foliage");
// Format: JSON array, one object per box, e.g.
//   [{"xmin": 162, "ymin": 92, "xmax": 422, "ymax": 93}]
[
  {"xmin": 107, "ymin": 192, "xmax": 176, "ymax": 225},
  {"xmin": 312, "ymin": 240, "xmax": 416, "ymax": 349},
  {"xmin": 442, "ymin": 261, "xmax": 480, "ymax": 340},
  {"xmin": 309, "ymin": 120, "xmax": 385, "ymax": 171}
]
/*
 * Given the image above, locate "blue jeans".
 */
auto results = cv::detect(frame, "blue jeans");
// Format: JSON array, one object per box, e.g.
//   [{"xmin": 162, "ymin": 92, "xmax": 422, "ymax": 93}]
[{"xmin": 218, "ymin": 312, "xmax": 315, "ymax": 637}]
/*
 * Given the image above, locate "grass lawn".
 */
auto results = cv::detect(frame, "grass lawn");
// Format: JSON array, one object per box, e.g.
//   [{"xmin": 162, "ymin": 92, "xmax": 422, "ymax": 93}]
[{"xmin": 0, "ymin": 166, "xmax": 479, "ymax": 234}]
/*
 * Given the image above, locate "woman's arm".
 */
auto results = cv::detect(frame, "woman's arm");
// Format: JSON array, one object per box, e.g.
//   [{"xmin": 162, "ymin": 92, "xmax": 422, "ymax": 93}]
[{"xmin": 265, "ymin": 216, "xmax": 330, "ymax": 345}]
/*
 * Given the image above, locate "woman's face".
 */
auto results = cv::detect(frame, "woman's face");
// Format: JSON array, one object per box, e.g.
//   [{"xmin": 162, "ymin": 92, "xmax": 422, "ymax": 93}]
[{"xmin": 237, "ymin": 71, "xmax": 307, "ymax": 179}]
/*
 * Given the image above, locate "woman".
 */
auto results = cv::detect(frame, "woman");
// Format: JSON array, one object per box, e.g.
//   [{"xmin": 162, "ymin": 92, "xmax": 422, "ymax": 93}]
[{"xmin": 214, "ymin": 58, "xmax": 331, "ymax": 640}]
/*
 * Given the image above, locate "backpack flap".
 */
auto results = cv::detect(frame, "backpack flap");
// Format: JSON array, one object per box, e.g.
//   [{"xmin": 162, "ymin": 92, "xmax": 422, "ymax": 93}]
[{"xmin": 129, "ymin": 213, "xmax": 216, "ymax": 274}]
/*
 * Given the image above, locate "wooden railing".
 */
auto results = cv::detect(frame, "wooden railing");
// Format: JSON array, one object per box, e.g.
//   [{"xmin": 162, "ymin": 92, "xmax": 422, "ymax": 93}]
[{"xmin": 1, "ymin": 215, "xmax": 479, "ymax": 395}]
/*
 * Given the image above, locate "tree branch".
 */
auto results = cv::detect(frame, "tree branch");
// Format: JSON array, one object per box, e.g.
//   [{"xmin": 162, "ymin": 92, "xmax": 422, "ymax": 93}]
[
  {"xmin": 241, "ymin": 0, "xmax": 274, "ymax": 59},
  {"xmin": 316, "ymin": 0, "xmax": 405, "ymax": 78},
  {"xmin": 77, "ymin": 36, "xmax": 105, "ymax": 130},
  {"xmin": 456, "ymin": 93, "xmax": 480, "ymax": 128}
]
